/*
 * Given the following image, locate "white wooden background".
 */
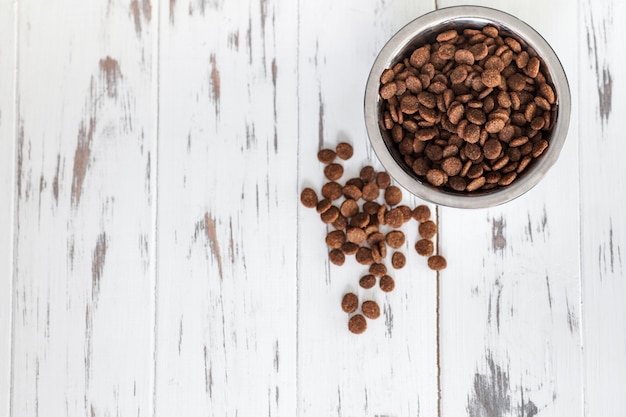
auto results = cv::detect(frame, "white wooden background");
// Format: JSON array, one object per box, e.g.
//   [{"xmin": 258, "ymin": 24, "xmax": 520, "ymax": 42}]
[{"xmin": 0, "ymin": 0, "xmax": 624, "ymax": 416}]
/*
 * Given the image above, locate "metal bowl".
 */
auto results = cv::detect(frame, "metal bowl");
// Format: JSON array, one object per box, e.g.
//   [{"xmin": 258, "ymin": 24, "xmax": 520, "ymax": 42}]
[{"xmin": 364, "ymin": 6, "xmax": 571, "ymax": 208}]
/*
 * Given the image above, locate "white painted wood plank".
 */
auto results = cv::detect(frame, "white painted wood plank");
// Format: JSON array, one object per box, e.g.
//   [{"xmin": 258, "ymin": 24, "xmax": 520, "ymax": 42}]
[
  {"xmin": 0, "ymin": 2, "xmax": 16, "ymax": 416},
  {"xmin": 11, "ymin": 1, "xmax": 156, "ymax": 416},
  {"xmin": 297, "ymin": 1, "xmax": 440, "ymax": 416},
  {"xmin": 580, "ymin": 1, "xmax": 626, "ymax": 415},
  {"xmin": 155, "ymin": 0, "xmax": 298, "ymax": 416},
  {"xmin": 435, "ymin": 0, "xmax": 583, "ymax": 415}
]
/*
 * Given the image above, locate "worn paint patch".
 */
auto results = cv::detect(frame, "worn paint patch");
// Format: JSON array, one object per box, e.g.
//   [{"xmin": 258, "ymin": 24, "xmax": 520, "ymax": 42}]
[
  {"xmin": 17, "ymin": 123, "xmax": 24, "ymax": 199},
  {"xmin": 586, "ymin": 5, "xmax": 613, "ymax": 126},
  {"xmin": 491, "ymin": 217, "xmax": 506, "ymax": 252},
  {"xmin": 71, "ymin": 118, "xmax": 95, "ymax": 207},
  {"xmin": 468, "ymin": 353, "xmax": 538, "ymax": 417},
  {"xmin": 130, "ymin": 0, "xmax": 152, "ymax": 35},
  {"xmin": 92, "ymin": 232, "xmax": 107, "ymax": 302},
  {"xmin": 169, "ymin": 0, "xmax": 175, "ymax": 23},
  {"xmin": 204, "ymin": 212, "xmax": 224, "ymax": 279},
  {"xmin": 318, "ymin": 89, "xmax": 325, "ymax": 149},
  {"xmin": 209, "ymin": 54, "xmax": 221, "ymax": 117},
  {"xmin": 99, "ymin": 56, "xmax": 122, "ymax": 99},
  {"xmin": 52, "ymin": 154, "xmax": 61, "ymax": 204}
]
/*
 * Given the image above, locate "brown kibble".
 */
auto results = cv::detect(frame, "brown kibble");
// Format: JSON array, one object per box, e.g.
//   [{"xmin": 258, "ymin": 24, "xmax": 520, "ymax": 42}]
[
  {"xmin": 363, "ymin": 201, "xmax": 381, "ymax": 215},
  {"xmin": 410, "ymin": 45, "xmax": 430, "ymax": 68},
  {"xmin": 300, "ymin": 187, "xmax": 318, "ymax": 208},
  {"xmin": 465, "ymin": 176, "xmax": 486, "ymax": 192},
  {"xmin": 419, "ymin": 220, "xmax": 437, "ymax": 239},
  {"xmin": 381, "ymin": 68, "xmax": 395, "ymax": 84},
  {"xmin": 359, "ymin": 274, "xmax": 377, "ymax": 289},
  {"xmin": 539, "ymin": 83, "xmax": 556, "ymax": 104},
  {"xmin": 350, "ymin": 211, "xmax": 370, "ymax": 228},
  {"xmin": 342, "ymin": 184, "xmax": 361, "ymax": 200},
  {"xmin": 498, "ymin": 171, "xmax": 517, "ymax": 186},
  {"xmin": 317, "ymin": 148, "xmax": 336, "ymax": 164},
  {"xmin": 483, "ymin": 139, "xmax": 503, "ymax": 160},
  {"xmin": 332, "ymin": 214, "xmax": 347, "ymax": 230},
  {"xmin": 361, "ymin": 301, "xmax": 381, "ymax": 320},
  {"xmin": 385, "ymin": 230, "xmax": 406, "ymax": 249},
  {"xmin": 324, "ymin": 163, "xmax": 344, "ymax": 181},
  {"xmin": 532, "ymin": 140, "xmax": 549, "ymax": 158},
  {"xmin": 437, "ymin": 29, "xmax": 458, "ymax": 42},
  {"xmin": 341, "ymin": 292, "xmax": 359, "ymax": 313},
  {"xmin": 384, "ymin": 207, "xmax": 405, "ymax": 228},
  {"xmin": 481, "ymin": 69, "xmax": 501, "ymax": 88},
  {"xmin": 441, "ymin": 157, "xmax": 463, "ymax": 176},
  {"xmin": 346, "ymin": 227, "xmax": 367, "ymax": 245},
  {"xmin": 485, "ymin": 118, "xmax": 506, "ymax": 133},
  {"xmin": 454, "ymin": 49, "xmax": 475, "ymax": 65},
  {"xmin": 376, "ymin": 171, "xmax": 391, "ymax": 188},
  {"xmin": 320, "ymin": 206, "xmax": 340, "ymax": 224},
  {"xmin": 336, "ymin": 142, "xmax": 354, "ymax": 160},
  {"xmin": 391, "ymin": 251, "xmax": 406, "ymax": 269},
  {"xmin": 379, "ymin": 275, "xmax": 395, "ymax": 292},
  {"xmin": 412, "ymin": 205, "xmax": 431, "ymax": 222},
  {"xmin": 325, "ymin": 230, "xmax": 346, "ymax": 249},
  {"xmin": 348, "ymin": 314, "xmax": 367, "ymax": 334},
  {"xmin": 362, "ymin": 181, "xmax": 380, "ymax": 201},
  {"xmin": 321, "ymin": 181, "xmax": 343, "ymax": 200},
  {"xmin": 380, "ymin": 83, "xmax": 397, "ymax": 100},
  {"xmin": 360, "ymin": 166, "xmax": 376, "ymax": 182},
  {"xmin": 507, "ymin": 73, "xmax": 527, "ymax": 91},
  {"xmin": 482, "ymin": 25, "xmax": 499, "ymax": 38},
  {"xmin": 355, "ymin": 247, "xmax": 374, "ymax": 265},
  {"xmin": 369, "ymin": 263, "xmax": 387, "ymax": 277},
  {"xmin": 341, "ymin": 242, "xmax": 359, "ymax": 255},
  {"xmin": 316, "ymin": 198, "xmax": 332, "ymax": 214},
  {"xmin": 329, "ymin": 248, "xmax": 345, "ymax": 266},
  {"xmin": 415, "ymin": 239, "xmax": 434, "ymax": 256},
  {"xmin": 426, "ymin": 169, "xmax": 448, "ymax": 187},
  {"xmin": 448, "ymin": 176, "xmax": 467, "ymax": 191},
  {"xmin": 525, "ymin": 57, "xmax": 540, "ymax": 77},
  {"xmin": 339, "ymin": 199, "xmax": 359, "ymax": 218},
  {"xmin": 427, "ymin": 255, "xmax": 447, "ymax": 271},
  {"xmin": 384, "ymin": 185, "xmax": 403, "ymax": 206}
]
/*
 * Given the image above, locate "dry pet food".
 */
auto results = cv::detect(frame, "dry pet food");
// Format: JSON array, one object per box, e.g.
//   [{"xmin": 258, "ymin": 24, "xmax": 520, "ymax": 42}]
[
  {"xmin": 348, "ymin": 314, "xmax": 368, "ymax": 334},
  {"xmin": 342, "ymin": 292, "xmax": 359, "ymax": 313},
  {"xmin": 378, "ymin": 25, "xmax": 557, "ymax": 193},
  {"xmin": 301, "ymin": 141, "xmax": 449, "ymax": 334},
  {"xmin": 361, "ymin": 300, "xmax": 381, "ymax": 319}
]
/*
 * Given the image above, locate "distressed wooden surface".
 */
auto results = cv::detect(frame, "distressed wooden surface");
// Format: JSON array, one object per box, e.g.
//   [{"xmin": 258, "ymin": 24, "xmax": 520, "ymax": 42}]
[
  {"xmin": 0, "ymin": 1, "xmax": 16, "ymax": 416},
  {"xmin": 1, "ymin": 0, "xmax": 626, "ymax": 416}
]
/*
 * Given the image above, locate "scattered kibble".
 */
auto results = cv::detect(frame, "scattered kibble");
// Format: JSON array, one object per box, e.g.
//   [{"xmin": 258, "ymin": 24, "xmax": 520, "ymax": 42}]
[{"xmin": 301, "ymin": 142, "xmax": 449, "ymax": 334}]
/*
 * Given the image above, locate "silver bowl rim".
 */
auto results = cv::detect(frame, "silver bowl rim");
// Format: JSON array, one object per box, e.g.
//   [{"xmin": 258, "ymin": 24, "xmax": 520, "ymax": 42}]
[{"xmin": 364, "ymin": 5, "xmax": 571, "ymax": 209}]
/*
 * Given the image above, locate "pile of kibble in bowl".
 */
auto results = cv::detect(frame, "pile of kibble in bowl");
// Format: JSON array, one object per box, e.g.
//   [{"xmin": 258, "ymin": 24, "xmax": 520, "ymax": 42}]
[
  {"xmin": 378, "ymin": 25, "xmax": 557, "ymax": 193},
  {"xmin": 300, "ymin": 142, "xmax": 446, "ymax": 334}
]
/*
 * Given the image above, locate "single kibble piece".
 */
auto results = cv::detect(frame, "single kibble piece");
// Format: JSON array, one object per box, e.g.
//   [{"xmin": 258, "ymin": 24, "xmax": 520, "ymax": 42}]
[
  {"xmin": 415, "ymin": 239, "xmax": 434, "ymax": 256},
  {"xmin": 325, "ymin": 230, "xmax": 346, "ymax": 249},
  {"xmin": 317, "ymin": 148, "xmax": 336, "ymax": 164},
  {"xmin": 336, "ymin": 142, "xmax": 354, "ymax": 160},
  {"xmin": 360, "ymin": 166, "xmax": 376, "ymax": 182},
  {"xmin": 359, "ymin": 274, "xmax": 377, "ymax": 289},
  {"xmin": 418, "ymin": 220, "xmax": 438, "ymax": 239},
  {"xmin": 341, "ymin": 242, "xmax": 359, "ymax": 255},
  {"xmin": 412, "ymin": 205, "xmax": 431, "ymax": 222},
  {"xmin": 385, "ymin": 230, "xmax": 406, "ymax": 248},
  {"xmin": 300, "ymin": 187, "xmax": 318, "ymax": 208},
  {"xmin": 379, "ymin": 275, "xmax": 395, "ymax": 292},
  {"xmin": 316, "ymin": 198, "xmax": 332, "ymax": 214},
  {"xmin": 391, "ymin": 251, "xmax": 406, "ymax": 269},
  {"xmin": 346, "ymin": 227, "xmax": 367, "ymax": 244},
  {"xmin": 341, "ymin": 292, "xmax": 359, "ymax": 313},
  {"xmin": 427, "ymin": 255, "xmax": 447, "ymax": 271},
  {"xmin": 362, "ymin": 182, "xmax": 380, "ymax": 201},
  {"xmin": 340, "ymin": 199, "xmax": 359, "ymax": 218},
  {"xmin": 376, "ymin": 172, "xmax": 391, "ymax": 188},
  {"xmin": 355, "ymin": 247, "xmax": 374, "ymax": 265},
  {"xmin": 321, "ymin": 181, "xmax": 343, "ymax": 200},
  {"xmin": 384, "ymin": 207, "xmax": 405, "ymax": 228},
  {"xmin": 324, "ymin": 163, "xmax": 344, "ymax": 181},
  {"xmin": 329, "ymin": 248, "xmax": 345, "ymax": 266},
  {"xmin": 384, "ymin": 185, "xmax": 403, "ymax": 206},
  {"xmin": 369, "ymin": 262, "xmax": 387, "ymax": 277},
  {"xmin": 348, "ymin": 314, "xmax": 367, "ymax": 334},
  {"xmin": 361, "ymin": 300, "xmax": 381, "ymax": 320}
]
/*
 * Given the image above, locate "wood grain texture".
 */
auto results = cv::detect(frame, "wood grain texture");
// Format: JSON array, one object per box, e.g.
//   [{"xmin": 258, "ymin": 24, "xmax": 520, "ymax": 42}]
[
  {"xmin": 155, "ymin": 0, "xmax": 298, "ymax": 415},
  {"xmin": 580, "ymin": 1, "xmax": 626, "ymax": 415},
  {"xmin": 0, "ymin": 2, "xmax": 16, "ymax": 416},
  {"xmin": 436, "ymin": 0, "xmax": 582, "ymax": 415},
  {"xmin": 11, "ymin": 1, "xmax": 156, "ymax": 416},
  {"xmin": 297, "ymin": 1, "xmax": 440, "ymax": 416}
]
